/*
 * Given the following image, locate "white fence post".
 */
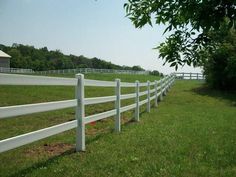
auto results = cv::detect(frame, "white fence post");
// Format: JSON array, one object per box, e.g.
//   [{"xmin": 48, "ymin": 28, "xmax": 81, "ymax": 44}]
[
  {"xmin": 164, "ymin": 76, "xmax": 168, "ymax": 96},
  {"xmin": 163, "ymin": 77, "xmax": 167, "ymax": 96},
  {"xmin": 159, "ymin": 78, "xmax": 163, "ymax": 101},
  {"xmin": 166, "ymin": 77, "xmax": 169, "ymax": 92},
  {"xmin": 172, "ymin": 75, "xmax": 175, "ymax": 86},
  {"xmin": 135, "ymin": 80, "xmax": 139, "ymax": 122},
  {"xmin": 147, "ymin": 80, "xmax": 150, "ymax": 113},
  {"xmin": 167, "ymin": 76, "xmax": 170, "ymax": 92},
  {"xmin": 115, "ymin": 79, "xmax": 121, "ymax": 132},
  {"xmin": 75, "ymin": 74, "xmax": 85, "ymax": 152},
  {"xmin": 154, "ymin": 80, "xmax": 158, "ymax": 107}
]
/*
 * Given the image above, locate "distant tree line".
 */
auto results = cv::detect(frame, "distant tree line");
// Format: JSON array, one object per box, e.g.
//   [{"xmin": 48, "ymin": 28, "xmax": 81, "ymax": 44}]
[
  {"xmin": 0, "ymin": 44, "xmax": 146, "ymax": 72},
  {"xmin": 150, "ymin": 70, "xmax": 164, "ymax": 77}
]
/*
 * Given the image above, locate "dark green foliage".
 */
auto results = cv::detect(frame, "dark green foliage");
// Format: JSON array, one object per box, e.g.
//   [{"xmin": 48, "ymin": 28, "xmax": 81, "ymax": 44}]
[
  {"xmin": 124, "ymin": 0, "xmax": 236, "ymax": 69},
  {"xmin": 150, "ymin": 70, "xmax": 163, "ymax": 77},
  {"xmin": 0, "ymin": 44, "xmax": 145, "ymax": 71},
  {"xmin": 131, "ymin": 65, "xmax": 145, "ymax": 71},
  {"xmin": 124, "ymin": 0, "xmax": 236, "ymax": 90},
  {"xmin": 203, "ymin": 30, "xmax": 236, "ymax": 90}
]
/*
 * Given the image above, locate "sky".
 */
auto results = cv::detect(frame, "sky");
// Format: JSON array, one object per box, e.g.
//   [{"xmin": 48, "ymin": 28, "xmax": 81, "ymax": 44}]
[{"xmin": 0, "ymin": 0, "xmax": 202, "ymax": 74}]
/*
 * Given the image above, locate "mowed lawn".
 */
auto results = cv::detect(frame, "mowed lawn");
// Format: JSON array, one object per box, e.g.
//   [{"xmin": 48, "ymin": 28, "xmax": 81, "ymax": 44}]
[{"xmin": 0, "ymin": 74, "xmax": 236, "ymax": 177}]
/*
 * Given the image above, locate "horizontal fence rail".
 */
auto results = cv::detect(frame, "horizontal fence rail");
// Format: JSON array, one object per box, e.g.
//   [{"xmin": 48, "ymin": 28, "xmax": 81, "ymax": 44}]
[
  {"xmin": 175, "ymin": 72, "xmax": 204, "ymax": 80},
  {"xmin": 0, "ymin": 67, "xmax": 34, "ymax": 74},
  {"xmin": 36, "ymin": 68, "xmax": 150, "ymax": 75},
  {"xmin": 0, "ymin": 67, "xmax": 150, "ymax": 75},
  {"xmin": 0, "ymin": 73, "xmax": 175, "ymax": 153}
]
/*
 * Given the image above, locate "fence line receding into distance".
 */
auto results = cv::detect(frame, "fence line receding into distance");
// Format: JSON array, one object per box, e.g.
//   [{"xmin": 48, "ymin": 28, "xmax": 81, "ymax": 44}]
[
  {"xmin": 0, "ymin": 67, "xmax": 150, "ymax": 75},
  {"xmin": 175, "ymin": 72, "xmax": 204, "ymax": 80},
  {"xmin": 0, "ymin": 67, "xmax": 34, "ymax": 74},
  {"xmin": 0, "ymin": 73, "xmax": 175, "ymax": 153},
  {"xmin": 36, "ymin": 68, "xmax": 150, "ymax": 75}
]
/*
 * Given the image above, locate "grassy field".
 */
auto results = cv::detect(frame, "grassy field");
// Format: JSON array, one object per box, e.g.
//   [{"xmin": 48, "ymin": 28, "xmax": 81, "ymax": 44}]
[{"xmin": 0, "ymin": 73, "xmax": 236, "ymax": 177}]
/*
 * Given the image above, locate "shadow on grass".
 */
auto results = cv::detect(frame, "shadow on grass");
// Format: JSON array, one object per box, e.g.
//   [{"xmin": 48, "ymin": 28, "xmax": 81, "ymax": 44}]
[
  {"xmin": 191, "ymin": 85, "xmax": 236, "ymax": 105},
  {"xmin": 8, "ymin": 108, "xmax": 151, "ymax": 177},
  {"xmin": 9, "ymin": 136, "xmax": 102, "ymax": 177},
  {"xmin": 122, "ymin": 109, "xmax": 148, "ymax": 126},
  {"xmin": 9, "ymin": 148, "xmax": 76, "ymax": 177}
]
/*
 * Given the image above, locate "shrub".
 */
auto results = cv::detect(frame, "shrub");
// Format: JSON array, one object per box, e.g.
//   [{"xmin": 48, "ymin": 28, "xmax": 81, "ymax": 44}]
[{"xmin": 203, "ymin": 32, "xmax": 236, "ymax": 90}]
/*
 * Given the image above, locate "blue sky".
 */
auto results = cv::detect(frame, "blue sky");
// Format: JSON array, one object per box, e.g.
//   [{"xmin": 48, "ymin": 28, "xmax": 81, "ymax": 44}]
[{"xmin": 0, "ymin": 0, "xmax": 201, "ymax": 74}]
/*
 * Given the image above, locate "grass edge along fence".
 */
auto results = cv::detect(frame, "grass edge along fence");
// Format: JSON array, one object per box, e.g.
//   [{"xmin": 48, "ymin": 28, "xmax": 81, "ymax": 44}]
[{"xmin": 0, "ymin": 73, "xmax": 175, "ymax": 153}]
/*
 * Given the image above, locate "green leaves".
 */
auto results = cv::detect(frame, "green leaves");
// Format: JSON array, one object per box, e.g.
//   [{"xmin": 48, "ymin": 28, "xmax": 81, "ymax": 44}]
[{"xmin": 124, "ymin": 0, "xmax": 236, "ymax": 69}]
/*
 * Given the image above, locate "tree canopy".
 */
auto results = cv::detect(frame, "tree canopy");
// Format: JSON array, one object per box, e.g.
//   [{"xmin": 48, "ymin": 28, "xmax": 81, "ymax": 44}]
[
  {"xmin": 124, "ymin": 0, "xmax": 236, "ymax": 69},
  {"xmin": 201, "ymin": 26, "xmax": 236, "ymax": 90}
]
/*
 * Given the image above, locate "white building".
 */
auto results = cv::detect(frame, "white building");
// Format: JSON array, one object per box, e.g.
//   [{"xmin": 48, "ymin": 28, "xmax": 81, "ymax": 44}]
[{"xmin": 0, "ymin": 50, "xmax": 11, "ymax": 68}]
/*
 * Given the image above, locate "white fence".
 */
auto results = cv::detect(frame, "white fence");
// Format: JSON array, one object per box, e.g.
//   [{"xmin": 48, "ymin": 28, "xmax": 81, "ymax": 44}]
[
  {"xmin": 0, "ymin": 73, "xmax": 175, "ymax": 153},
  {"xmin": 0, "ymin": 67, "xmax": 34, "ymax": 74},
  {"xmin": 0, "ymin": 67, "xmax": 150, "ymax": 75},
  {"xmin": 175, "ymin": 72, "xmax": 204, "ymax": 80},
  {"xmin": 36, "ymin": 68, "xmax": 150, "ymax": 75}
]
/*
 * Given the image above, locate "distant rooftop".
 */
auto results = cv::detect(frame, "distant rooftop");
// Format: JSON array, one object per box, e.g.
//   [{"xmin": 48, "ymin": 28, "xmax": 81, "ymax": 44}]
[{"xmin": 0, "ymin": 50, "xmax": 11, "ymax": 58}]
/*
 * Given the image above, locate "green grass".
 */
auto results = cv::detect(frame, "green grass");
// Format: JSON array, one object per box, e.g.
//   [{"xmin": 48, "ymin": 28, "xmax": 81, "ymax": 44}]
[{"xmin": 0, "ymin": 74, "xmax": 236, "ymax": 177}]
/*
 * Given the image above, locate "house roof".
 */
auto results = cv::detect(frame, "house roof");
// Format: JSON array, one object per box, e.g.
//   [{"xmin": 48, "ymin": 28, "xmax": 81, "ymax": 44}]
[{"xmin": 0, "ymin": 50, "xmax": 11, "ymax": 58}]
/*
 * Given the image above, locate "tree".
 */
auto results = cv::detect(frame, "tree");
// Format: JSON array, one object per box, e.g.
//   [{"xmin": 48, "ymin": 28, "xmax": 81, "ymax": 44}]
[
  {"xmin": 150, "ymin": 70, "xmax": 160, "ymax": 76},
  {"xmin": 201, "ymin": 27, "xmax": 236, "ymax": 90},
  {"xmin": 1, "ymin": 43, "xmax": 148, "ymax": 72},
  {"xmin": 7, "ymin": 48, "xmax": 22, "ymax": 68},
  {"xmin": 124, "ymin": 0, "xmax": 236, "ymax": 69},
  {"xmin": 132, "ymin": 65, "xmax": 144, "ymax": 71}
]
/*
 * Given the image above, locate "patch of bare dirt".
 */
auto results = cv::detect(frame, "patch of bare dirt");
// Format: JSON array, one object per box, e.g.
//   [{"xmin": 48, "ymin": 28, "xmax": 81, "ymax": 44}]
[
  {"xmin": 25, "ymin": 143, "xmax": 74, "ymax": 157},
  {"xmin": 87, "ymin": 126, "xmax": 111, "ymax": 135}
]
